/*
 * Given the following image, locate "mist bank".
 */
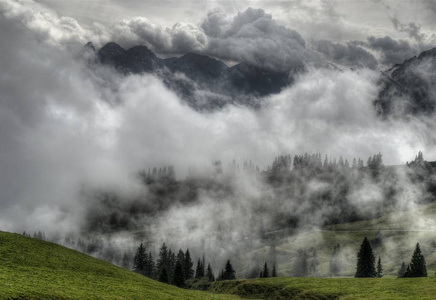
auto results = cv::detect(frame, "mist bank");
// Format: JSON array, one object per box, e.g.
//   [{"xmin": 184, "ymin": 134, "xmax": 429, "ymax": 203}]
[{"xmin": 2, "ymin": 0, "xmax": 436, "ymax": 276}]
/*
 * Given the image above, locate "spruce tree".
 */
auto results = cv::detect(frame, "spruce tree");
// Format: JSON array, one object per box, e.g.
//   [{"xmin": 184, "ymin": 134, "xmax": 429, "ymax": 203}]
[
  {"xmin": 263, "ymin": 262, "xmax": 269, "ymax": 278},
  {"xmin": 133, "ymin": 243, "xmax": 147, "ymax": 275},
  {"xmin": 355, "ymin": 237, "xmax": 376, "ymax": 278},
  {"xmin": 184, "ymin": 249, "xmax": 194, "ymax": 280},
  {"xmin": 157, "ymin": 243, "xmax": 168, "ymax": 276},
  {"xmin": 223, "ymin": 260, "xmax": 236, "ymax": 280},
  {"xmin": 172, "ymin": 260, "xmax": 185, "ymax": 287},
  {"xmin": 145, "ymin": 252, "xmax": 155, "ymax": 278},
  {"xmin": 271, "ymin": 263, "xmax": 277, "ymax": 277},
  {"xmin": 206, "ymin": 263, "xmax": 215, "ymax": 282},
  {"xmin": 195, "ymin": 258, "xmax": 202, "ymax": 279},
  {"xmin": 408, "ymin": 243, "xmax": 427, "ymax": 277},
  {"xmin": 376, "ymin": 256, "xmax": 383, "ymax": 278},
  {"xmin": 397, "ymin": 262, "xmax": 406, "ymax": 278}
]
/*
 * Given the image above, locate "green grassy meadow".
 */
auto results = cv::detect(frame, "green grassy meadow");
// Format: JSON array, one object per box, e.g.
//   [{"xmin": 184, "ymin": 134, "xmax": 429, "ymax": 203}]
[
  {"xmin": 0, "ymin": 231, "xmax": 239, "ymax": 299},
  {"xmin": 210, "ymin": 277, "xmax": 436, "ymax": 299},
  {"xmin": 2, "ymin": 200, "xmax": 436, "ymax": 299}
]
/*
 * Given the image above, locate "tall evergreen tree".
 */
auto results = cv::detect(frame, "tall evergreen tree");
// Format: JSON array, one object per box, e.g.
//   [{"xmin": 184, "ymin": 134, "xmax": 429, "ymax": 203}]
[
  {"xmin": 195, "ymin": 258, "xmax": 203, "ymax": 279},
  {"xmin": 223, "ymin": 260, "xmax": 236, "ymax": 280},
  {"xmin": 355, "ymin": 237, "xmax": 376, "ymax": 278},
  {"xmin": 157, "ymin": 243, "xmax": 168, "ymax": 276},
  {"xmin": 172, "ymin": 260, "xmax": 185, "ymax": 287},
  {"xmin": 407, "ymin": 243, "xmax": 427, "ymax": 277},
  {"xmin": 145, "ymin": 252, "xmax": 155, "ymax": 278},
  {"xmin": 376, "ymin": 256, "xmax": 383, "ymax": 278},
  {"xmin": 262, "ymin": 262, "xmax": 269, "ymax": 278},
  {"xmin": 206, "ymin": 263, "xmax": 215, "ymax": 282},
  {"xmin": 184, "ymin": 249, "xmax": 194, "ymax": 280},
  {"xmin": 271, "ymin": 263, "xmax": 277, "ymax": 277},
  {"xmin": 397, "ymin": 262, "xmax": 407, "ymax": 278},
  {"xmin": 133, "ymin": 243, "xmax": 147, "ymax": 275}
]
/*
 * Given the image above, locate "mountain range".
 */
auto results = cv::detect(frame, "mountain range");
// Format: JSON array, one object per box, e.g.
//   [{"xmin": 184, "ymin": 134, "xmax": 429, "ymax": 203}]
[{"xmin": 84, "ymin": 42, "xmax": 436, "ymax": 116}]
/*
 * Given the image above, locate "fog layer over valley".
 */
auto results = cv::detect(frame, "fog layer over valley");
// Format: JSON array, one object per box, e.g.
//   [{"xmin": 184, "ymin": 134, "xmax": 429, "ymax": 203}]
[{"xmin": 2, "ymin": 0, "xmax": 436, "ymax": 276}]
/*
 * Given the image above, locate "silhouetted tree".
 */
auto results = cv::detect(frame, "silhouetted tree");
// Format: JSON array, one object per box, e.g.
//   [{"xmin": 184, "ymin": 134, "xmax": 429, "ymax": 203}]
[
  {"xmin": 172, "ymin": 260, "xmax": 185, "ymax": 287},
  {"xmin": 405, "ymin": 243, "xmax": 427, "ymax": 277},
  {"xmin": 262, "ymin": 262, "xmax": 269, "ymax": 278},
  {"xmin": 206, "ymin": 263, "xmax": 215, "ymax": 282},
  {"xmin": 376, "ymin": 256, "xmax": 383, "ymax": 278},
  {"xmin": 157, "ymin": 243, "xmax": 168, "ymax": 276},
  {"xmin": 133, "ymin": 243, "xmax": 147, "ymax": 275},
  {"xmin": 355, "ymin": 237, "xmax": 376, "ymax": 278},
  {"xmin": 271, "ymin": 263, "xmax": 277, "ymax": 277},
  {"xmin": 397, "ymin": 262, "xmax": 407, "ymax": 278},
  {"xmin": 222, "ymin": 260, "xmax": 236, "ymax": 280},
  {"xmin": 184, "ymin": 249, "xmax": 194, "ymax": 280}
]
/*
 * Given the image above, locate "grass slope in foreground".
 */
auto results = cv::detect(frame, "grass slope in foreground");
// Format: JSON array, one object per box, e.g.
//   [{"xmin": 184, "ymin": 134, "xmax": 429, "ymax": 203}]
[
  {"xmin": 210, "ymin": 277, "xmax": 436, "ymax": 300},
  {"xmin": 0, "ymin": 231, "xmax": 239, "ymax": 300}
]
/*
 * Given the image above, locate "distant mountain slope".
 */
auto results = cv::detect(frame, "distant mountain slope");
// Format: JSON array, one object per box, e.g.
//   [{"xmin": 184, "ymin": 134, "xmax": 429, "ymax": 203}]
[
  {"xmin": 0, "ymin": 231, "xmax": 238, "ymax": 299},
  {"xmin": 375, "ymin": 48, "xmax": 436, "ymax": 117},
  {"xmin": 86, "ymin": 42, "xmax": 293, "ymax": 111}
]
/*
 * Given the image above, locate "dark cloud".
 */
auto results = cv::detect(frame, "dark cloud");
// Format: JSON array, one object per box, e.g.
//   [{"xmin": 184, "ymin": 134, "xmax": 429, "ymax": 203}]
[
  {"xmin": 316, "ymin": 40, "xmax": 378, "ymax": 69},
  {"xmin": 367, "ymin": 36, "xmax": 418, "ymax": 66}
]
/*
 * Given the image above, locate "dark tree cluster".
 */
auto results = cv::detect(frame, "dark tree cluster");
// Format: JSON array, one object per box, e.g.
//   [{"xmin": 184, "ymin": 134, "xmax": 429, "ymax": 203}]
[
  {"xmin": 131, "ymin": 242, "xmax": 235, "ymax": 289},
  {"xmin": 398, "ymin": 243, "xmax": 427, "ymax": 278}
]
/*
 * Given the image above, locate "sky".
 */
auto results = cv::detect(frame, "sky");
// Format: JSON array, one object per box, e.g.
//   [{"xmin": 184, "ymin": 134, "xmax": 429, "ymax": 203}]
[{"xmin": 0, "ymin": 0, "xmax": 436, "ymax": 245}]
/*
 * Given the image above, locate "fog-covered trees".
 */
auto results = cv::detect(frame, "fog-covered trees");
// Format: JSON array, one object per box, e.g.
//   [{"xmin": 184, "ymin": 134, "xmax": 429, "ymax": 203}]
[
  {"xmin": 330, "ymin": 243, "xmax": 341, "ymax": 276},
  {"xmin": 217, "ymin": 260, "xmax": 236, "ymax": 281},
  {"xmin": 133, "ymin": 243, "xmax": 147, "ymax": 275},
  {"xmin": 355, "ymin": 237, "xmax": 376, "ymax": 278},
  {"xmin": 293, "ymin": 249, "xmax": 308, "ymax": 277}
]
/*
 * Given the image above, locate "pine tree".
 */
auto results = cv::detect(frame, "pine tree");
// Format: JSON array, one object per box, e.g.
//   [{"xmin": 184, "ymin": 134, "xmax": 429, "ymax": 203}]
[
  {"xmin": 184, "ymin": 249, "xmax": 194, "ymax": 280},
  {"xmin": 172, "ymin": 260, "xmax": 185, "ymax": 287},
  {"xmin": 355, "ymin": 237, "xmax": 376, "ymax": 278},
  {"xmin": 271, "ymin": 263, "xmax": 277, "ymax": 277},
  {"xmin": 262, "ymin": 262, "xmax": 269, "ymax": 278},
  {"xmin": 223, "ymin": 260, "xmax": 236, "ymax": 280},
  {"xmin": 259, "ymin": 270, "xmax": 263, "ymax": 278},
  {"xmin": 195, "ymin": 258, "xmax": 203, "ymax": 279},
  {"xmin": 133, "ymin": 243, "xmax": 147, "ymax": 275},
  {"xmin": 157, "ymin": 243, "xmax": 168, "ymax": 276},
  {"xmin": 206, "ymin": 263, "xmax": 215, "ymax": 282},
  {"xmin": 397, "ymin": 262, "xmax": 407, "ymax": 278},
  {"xmin": 145, "ymin": 252, "xmax": 155, "ymax": 278},
  {"xmin": 330, "ymin": 243, "xmax": 341, "ymax": 276},
  {"xmin": 407, "ymin": 243, "xmax": 427, "ymax": 277},
  {"xmin": 376, "ymin": 256, "xmax": 383, "ymax": 278}
]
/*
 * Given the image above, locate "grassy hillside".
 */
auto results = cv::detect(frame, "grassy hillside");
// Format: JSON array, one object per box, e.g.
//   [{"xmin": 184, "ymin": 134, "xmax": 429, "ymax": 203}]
[
  {"xmin": 210, "ymin": 277, "xmax": 436, "ymax": 299},
  {"xmin": 238, "ymin": 202, "xmax": 436, "ymax": 278},
  {"xmin": 0, "ymin": 231, "xmax": 239, "ymax": 299}
]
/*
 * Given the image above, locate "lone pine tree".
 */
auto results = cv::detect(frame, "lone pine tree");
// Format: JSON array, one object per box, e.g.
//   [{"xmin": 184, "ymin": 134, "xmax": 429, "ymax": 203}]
[
  {"xmin": 262, "ymin": 262, "xmax": 269, "ymax": 278},
  {"xmin": 376, "ymin": 256, "xmax": 383, "ymax": 278},
  {"xmin": 406, "ymin": 243, "xmax": 427, "ymax": 277},
  {"xmin": 355, "ymin": 237, "xmax": 376, "ymax": 278},
  {"xmin": 271, "ymin": 263, "xmax": 277, "ymax": 277}
]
